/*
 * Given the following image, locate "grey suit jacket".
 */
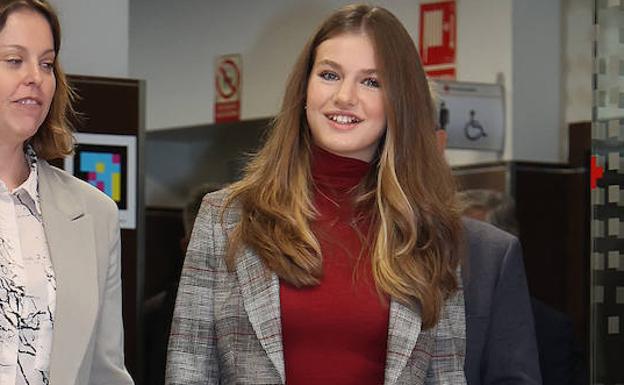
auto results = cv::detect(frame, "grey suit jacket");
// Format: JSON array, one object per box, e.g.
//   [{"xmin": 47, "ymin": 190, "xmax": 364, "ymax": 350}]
[
  {"xmin": 166, "ymin": 190, "xmax": 467, "ymax": 385},
  {"xmin": 38, "ymin": 161, "xmax": 134, "ymax": 385}
]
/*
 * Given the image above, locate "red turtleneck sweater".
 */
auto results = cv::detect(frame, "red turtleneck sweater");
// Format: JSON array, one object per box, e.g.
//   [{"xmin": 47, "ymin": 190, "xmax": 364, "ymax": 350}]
[{"xmin": 280, "ymin": 146, "xmax": 389, "ymax": 385}]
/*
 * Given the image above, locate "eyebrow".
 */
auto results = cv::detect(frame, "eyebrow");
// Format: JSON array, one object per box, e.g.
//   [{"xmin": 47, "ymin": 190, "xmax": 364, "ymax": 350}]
[
  {"xmin": 315, "ymin": 59, "xmax": 378, "ymax": 75},
  {"xmin": 0, "ymin": 44, "xmax": 55, "ymax": 56}
]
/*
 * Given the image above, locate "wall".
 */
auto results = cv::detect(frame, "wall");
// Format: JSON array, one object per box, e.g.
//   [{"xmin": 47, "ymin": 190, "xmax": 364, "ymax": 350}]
[
  {"xmin": 52, "ymin": 0, "xmax": 129, "ymax": 77},
  {"xmin": 447, "ymin": 0, "xmax": 513, "ymax": 165},
  {"xmin": 512, "ymin": 0, "xmax": 562, "ymax": 163},
  {"xmin": 562, "ymin": 0, "xmax": 593, "ymax": 129}
]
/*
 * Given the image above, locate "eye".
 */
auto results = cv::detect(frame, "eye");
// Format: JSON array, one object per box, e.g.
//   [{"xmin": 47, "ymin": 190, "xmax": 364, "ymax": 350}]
[
  {"xmin": 362, "ymin": 77, "xmax": 381, "ymax": 88},
  {"xmin": 5, "ymin": 58, "xmax": 22, "ymax": 66},
  {"xmin": 319, "ymin": 70, "xmax": 339, "ymax": 81},
  {"xmin": 40, "ymin": 61, "xmax": 54, "ymax": 72}
]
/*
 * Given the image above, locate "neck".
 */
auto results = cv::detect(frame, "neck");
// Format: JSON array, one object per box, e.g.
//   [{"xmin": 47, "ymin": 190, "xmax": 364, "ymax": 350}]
[{"xmin": 0, "ymin": 142, "xmax": 29, "ymax": 191}]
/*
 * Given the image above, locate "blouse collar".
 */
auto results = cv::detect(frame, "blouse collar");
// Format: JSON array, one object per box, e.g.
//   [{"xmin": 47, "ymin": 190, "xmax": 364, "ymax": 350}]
[{"xmin": 12, "ymin": 144, "xmax": 41, "ymax": 215}]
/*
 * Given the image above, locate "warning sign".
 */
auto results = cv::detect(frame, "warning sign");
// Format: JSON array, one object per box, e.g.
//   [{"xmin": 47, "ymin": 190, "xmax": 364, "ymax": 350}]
[{"xmin": 215, "ymin": 54, "xmax": 241, "ymax": 123}]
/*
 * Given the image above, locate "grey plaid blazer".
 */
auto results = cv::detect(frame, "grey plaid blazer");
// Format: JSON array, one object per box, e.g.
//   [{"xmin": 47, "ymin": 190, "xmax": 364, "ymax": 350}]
[{"xmin": 166, "ymin": 190, "xmax": 467, "ymax": 385}]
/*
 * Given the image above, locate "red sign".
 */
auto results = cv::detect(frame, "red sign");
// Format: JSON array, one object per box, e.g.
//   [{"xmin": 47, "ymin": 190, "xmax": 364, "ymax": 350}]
[
  {"xmin": 420, "ymin": 1, "xmax": 456, "ymax": 80},
  {"xmin": 426, "ymin": 67, "xmax": 456, "ymax": 80},
  {"xmin": 419, "ymin": 1, "xmax": 456, "ymax": 66},
  {"xmin": 215, "ymin": 54, "xmax": 241, "ymax": 123}
]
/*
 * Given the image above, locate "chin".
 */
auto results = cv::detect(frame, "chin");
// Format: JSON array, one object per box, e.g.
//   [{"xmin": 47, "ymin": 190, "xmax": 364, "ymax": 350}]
[{"xmin": 16, "ymin": 126, "xmax": 41, "ymax": 142}]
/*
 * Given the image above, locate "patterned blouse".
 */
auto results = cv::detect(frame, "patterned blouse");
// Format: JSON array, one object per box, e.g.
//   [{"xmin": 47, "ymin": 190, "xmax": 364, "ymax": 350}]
[{"xmin": 0, "ymin": 146, "xmax": 56, "ymax": 385}]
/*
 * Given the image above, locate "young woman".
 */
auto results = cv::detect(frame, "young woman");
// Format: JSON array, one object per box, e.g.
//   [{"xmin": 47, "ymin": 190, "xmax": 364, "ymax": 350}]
[
  {"xmin": 0, "ymin": 1, "xmax": 133, "ymax": 384},
  {"xmin": 166, "ymin": 4, "xmax": 540, "ymax": 385}
]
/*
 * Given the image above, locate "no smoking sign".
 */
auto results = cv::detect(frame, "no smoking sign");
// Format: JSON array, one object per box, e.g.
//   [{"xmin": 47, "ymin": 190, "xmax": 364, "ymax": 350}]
[{"xmin": 215, "ymin": 54, "xmax": 241, "ymax": 123}]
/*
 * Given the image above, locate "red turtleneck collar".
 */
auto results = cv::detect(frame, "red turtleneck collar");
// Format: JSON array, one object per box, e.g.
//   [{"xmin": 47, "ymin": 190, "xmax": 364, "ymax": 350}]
[{"xmin": 311, "ymin": 145, "xmax": 371, "ymax": 198}]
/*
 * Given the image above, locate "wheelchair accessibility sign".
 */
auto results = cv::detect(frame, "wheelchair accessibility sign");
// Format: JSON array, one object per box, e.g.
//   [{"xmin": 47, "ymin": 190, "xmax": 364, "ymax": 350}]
[
  {"xmin": 465, "ymin": 110, "xmax": 487, "ymax": 141},
  {"xmin": 432, "ymin": 80, "xmax": 504, "ymax": 152}
]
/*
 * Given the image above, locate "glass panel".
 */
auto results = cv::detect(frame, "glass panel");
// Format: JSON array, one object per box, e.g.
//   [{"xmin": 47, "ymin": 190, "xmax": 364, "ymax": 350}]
[{"xmin": 591, "ymin": 1, "xmax": 624, "ymax": 384}]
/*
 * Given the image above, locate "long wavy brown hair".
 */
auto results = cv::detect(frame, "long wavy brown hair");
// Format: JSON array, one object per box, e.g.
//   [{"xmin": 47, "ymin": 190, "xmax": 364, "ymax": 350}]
[
  {"xmin": 224, "ymin": 4, "xmax": 462, "ymax": 329},
  {"xmin": 0, "ymin": 0, "xmax": 76, "ymax": 160}
]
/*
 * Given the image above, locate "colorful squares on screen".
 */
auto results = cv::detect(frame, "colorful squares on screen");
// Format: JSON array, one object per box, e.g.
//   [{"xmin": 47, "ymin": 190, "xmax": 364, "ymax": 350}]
[{"xmin": 79, "ymin": 152, "xmax": 122, "ymax": 202}]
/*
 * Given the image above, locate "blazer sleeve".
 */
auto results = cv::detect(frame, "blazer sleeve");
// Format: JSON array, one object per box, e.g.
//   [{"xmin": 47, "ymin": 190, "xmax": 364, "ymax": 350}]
[
  {"xmin": 482, "ymin": 238, "xmax": 542, "ymax": 385},
  {"xmin": 89, "ymin": 205, "xmax": 135, "ymax": 385},
  {"xmin": 166, "ymin": 198, "xmax": 220, "ymax": 385}
]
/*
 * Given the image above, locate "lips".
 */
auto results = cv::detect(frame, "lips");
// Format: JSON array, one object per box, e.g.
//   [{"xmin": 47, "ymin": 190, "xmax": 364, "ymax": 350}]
[{"xmin": 13, "ymin": 97, "xmax": 42, "ymax": 106}]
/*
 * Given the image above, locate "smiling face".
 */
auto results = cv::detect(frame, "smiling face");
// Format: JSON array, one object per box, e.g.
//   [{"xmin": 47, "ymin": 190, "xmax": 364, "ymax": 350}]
[
  {"xmin": 0, "ymin": 8, "xmax": 56, "ymax": 148},
  {"xmin": 305, "ymin": 32, "xmax": 386, "ymax": 162}
]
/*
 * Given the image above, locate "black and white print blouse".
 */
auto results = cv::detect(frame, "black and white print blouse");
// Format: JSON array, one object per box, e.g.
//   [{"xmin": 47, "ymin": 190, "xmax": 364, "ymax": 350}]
[{"xmin": 0, "ymin": 146, "xmax": 56, "ymax": 385}]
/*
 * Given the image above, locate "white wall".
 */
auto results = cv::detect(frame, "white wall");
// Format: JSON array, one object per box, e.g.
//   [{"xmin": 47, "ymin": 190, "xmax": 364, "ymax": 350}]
[{"xmin": 51, "ymin": 0, "xmax": 129, "ymax": 77}]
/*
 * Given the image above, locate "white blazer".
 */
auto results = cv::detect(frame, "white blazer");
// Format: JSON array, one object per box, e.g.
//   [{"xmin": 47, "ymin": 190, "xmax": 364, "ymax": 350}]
[{"xmin": 38, "ymin": 161, "xmax": 134, "ymax": 385}]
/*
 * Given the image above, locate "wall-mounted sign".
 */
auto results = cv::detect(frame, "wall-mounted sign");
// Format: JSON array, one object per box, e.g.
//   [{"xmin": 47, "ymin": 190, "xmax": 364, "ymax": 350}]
[
  {"xmin": 426, "ymin": 67, "xmax": 456, "ymax": 80},
  {"xmin": 215, "ymin": 54, "xmax": 241, "ymax": 123},
  {"xmin": 419, "ymin": 0, "xmax": 456, "ymax": 79},
  {"xmin": 64, "ymin": 133, "xmax": 137, "ymax": 229},
  {"xmin": 431, "ymin": 80, "xmax": 505, "ymax": 152}
]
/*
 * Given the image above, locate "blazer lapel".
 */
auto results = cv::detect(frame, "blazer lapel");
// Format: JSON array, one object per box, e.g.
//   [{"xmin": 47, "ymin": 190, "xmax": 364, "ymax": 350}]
[
  {"xmin": 236, "ymin": 248, "xmax": 285, "ymax": 383},
  {"xmin": 38, "ymin": 162, "xmax": 99, "ymax": 384},
  {"xmin": 384, "ymin": 299, "xmax": 433, "ymax": 385}
]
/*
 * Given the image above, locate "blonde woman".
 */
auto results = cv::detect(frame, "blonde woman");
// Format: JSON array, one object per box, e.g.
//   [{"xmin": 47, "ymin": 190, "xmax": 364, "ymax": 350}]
[
  {"xmin": 167, "ymin": 4, "xmax": 540, "ymax": 385},
  {"xmin": 0, "ymin": 1, "xmax": 133, "ymax": 384}
]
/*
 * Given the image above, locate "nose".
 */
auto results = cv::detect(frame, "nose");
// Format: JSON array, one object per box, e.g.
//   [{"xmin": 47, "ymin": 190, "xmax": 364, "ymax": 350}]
[
  {"xmin": 334, "ymin": 79, "xmax": 357, "ymax": 107},
  {"xmin": 23, "ymin": 62, "xmax": 43, "ymax": 86}
]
